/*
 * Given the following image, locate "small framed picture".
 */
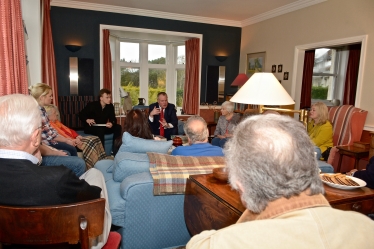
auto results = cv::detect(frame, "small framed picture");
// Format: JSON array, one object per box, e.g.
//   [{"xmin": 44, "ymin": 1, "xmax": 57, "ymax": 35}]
[
  {"xmin": 283, "ymin": 72, "xmax": 289, "ymax": 80},
  {"xmin": 278, "ymin": 64, "xmax": 283, "ymax": 73},
  {"xmin": 272, "ymin": 65, "xmax": 276, "ymax": 73}
]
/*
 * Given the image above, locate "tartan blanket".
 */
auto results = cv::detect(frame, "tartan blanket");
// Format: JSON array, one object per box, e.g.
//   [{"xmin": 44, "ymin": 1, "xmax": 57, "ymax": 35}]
[
  {"xmin": 80, "ymin": 136, "xmax": 107, "ymax": 170},
  {"xmin": 147, "ymin": 152, "xmax": 226, "ymax": 195}
]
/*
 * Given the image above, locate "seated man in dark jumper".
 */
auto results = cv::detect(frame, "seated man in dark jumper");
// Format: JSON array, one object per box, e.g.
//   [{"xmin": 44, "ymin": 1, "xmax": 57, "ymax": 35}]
[
  {"xmin": 0, "ymin": 94, "xmax": 111, "ymax": 248},
  {"xmin": 79, "ymin": 88, "xmax": 122, "ymax": 155}
]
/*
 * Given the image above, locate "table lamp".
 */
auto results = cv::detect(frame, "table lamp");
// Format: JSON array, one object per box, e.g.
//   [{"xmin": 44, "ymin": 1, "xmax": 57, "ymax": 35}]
[{"xmin": 230, "ymin": 72, "xmax": 309, "ymax": 126}]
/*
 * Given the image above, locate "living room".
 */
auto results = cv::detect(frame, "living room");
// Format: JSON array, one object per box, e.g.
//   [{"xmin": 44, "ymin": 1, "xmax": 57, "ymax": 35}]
[{"xmin": 2, "ymin": 0, "xmax": 374, "ymax": 248}]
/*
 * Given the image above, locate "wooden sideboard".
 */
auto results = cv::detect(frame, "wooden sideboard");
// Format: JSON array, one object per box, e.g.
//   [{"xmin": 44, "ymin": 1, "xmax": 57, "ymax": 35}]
[{"xmin": 184, "ymin": 173, "xmax": 374, "ymax": 236}]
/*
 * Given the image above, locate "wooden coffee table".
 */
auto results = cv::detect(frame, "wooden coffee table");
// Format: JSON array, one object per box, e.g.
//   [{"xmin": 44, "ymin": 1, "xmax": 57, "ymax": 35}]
[{"xmin": 184, "ymin": 173, "xmax": 374, "ymax": 236}]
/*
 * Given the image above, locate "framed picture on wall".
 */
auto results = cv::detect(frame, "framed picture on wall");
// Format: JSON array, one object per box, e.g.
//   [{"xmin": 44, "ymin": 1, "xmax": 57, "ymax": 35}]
[
  {"xmin": 246, "ymin": 52, "xmax": 266, "ymax": 78},
  {"xmin": 272, "ymin": 65, "xmax": 276, "ymax": 73}
]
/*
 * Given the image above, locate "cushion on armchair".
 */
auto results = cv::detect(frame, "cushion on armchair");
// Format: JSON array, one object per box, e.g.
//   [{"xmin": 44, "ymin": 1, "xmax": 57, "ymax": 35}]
[
  {"xmin": 119, "ymin": 132, "xmax": 172, "ymax": 153},
  {"xmin": 112, "ymin": 152, "xmax": 150, "ymax": 182},
  {"xmin": 327, "ymin": 105, "xmax": 368, "ymax": 172}
]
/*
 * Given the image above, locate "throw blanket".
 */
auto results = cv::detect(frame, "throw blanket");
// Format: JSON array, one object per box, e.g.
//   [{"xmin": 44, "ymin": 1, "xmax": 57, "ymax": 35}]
[{"xmin": 148, "ymin": 152, "xmax": 225, "ymax": 195}]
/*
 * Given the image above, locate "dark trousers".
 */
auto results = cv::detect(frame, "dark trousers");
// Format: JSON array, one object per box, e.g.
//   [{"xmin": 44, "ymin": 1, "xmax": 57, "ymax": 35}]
[
  {"xmin": 84, "ymin": 124, "xmax": 122, "ymax": 155},
  {"xmin": 50, "ymin": 142, "xmax": 78, "ymax": 157}
]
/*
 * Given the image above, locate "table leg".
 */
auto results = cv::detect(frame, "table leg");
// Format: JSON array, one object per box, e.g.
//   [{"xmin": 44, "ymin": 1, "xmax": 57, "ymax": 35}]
[
  {"xmin": 337, "ymin": 153, "xmax": 343, "ymax": 173},
  {"xmin": 354, "ymin": 157, "xmax": 359, "ymax": 170}
]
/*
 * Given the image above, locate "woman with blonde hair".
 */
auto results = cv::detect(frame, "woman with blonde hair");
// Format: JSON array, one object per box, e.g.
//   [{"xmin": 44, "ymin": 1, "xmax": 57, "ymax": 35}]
[
  {"xmin": 308, "ymin": 102, "xmax": 333, "ymax": 160},
  {"xmin": 44, "ymin": 104, "xmax": 107, "ymax": 170},
  {"xmin": 29, "ymin": 83, "xmax": 78, "ymax": 157},
  {"xmin": 212, "ymin": 101, "xmax": 241, "ymax": 148}
]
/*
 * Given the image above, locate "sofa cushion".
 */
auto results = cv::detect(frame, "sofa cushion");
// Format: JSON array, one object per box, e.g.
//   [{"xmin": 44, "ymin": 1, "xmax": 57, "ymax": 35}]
[
  {"xmin": 119, "ymin": 132, "xmax": 172, "ymax": 154},
  {"xmin": 113, "ymin": 152, "xmax": 150, "ymax": 182}
]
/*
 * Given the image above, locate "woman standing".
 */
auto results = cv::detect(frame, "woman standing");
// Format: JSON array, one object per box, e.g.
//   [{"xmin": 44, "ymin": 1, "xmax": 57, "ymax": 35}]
[
  {"xmin": 308, "ymin": 102, "xmax": 333, "ymax": 160},
  {"xmin": 212, "ymin": 101, "xmax": 241, "ymax": 148},
  {"xmin": 29, "ymin": 83, "xmax": 78, "ymax": 156},
  {"xmin": 44, "ymin": 105, "xmax": 107, "ymax": 170}
]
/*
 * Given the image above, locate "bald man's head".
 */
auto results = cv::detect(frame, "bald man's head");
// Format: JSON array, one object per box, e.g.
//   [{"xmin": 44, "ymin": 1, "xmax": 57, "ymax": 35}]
[{"xmin": 183, "ymin": 116, "xmax": 209, "ymax": 144}]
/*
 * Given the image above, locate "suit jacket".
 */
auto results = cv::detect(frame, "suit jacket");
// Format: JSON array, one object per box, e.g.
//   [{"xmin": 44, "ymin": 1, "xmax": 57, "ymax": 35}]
[
  {"xmin": 79, "ymin": 101, "xmax": 117, "ymax": 133},
  {"xmin": 148, "ymin": 102, "xmax": 178, "ymax": 140},
  {"xmin": 0, "ymin": 158, "xmax": 101, "ymax": 206}
]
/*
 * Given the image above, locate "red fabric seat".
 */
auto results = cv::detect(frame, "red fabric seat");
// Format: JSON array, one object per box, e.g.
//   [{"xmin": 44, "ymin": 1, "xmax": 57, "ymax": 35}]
[
  {"xmin": 103, "ymin": 232, "xmax": 121, "ymax": 249},
  {"xmin": 327, "ymin": 105, "xmax": 368, "ymax": 172}
]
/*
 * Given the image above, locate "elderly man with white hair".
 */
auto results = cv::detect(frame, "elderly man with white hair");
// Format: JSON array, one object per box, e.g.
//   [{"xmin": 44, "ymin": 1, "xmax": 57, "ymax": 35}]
[
  {"xmin": 172, "ymin": 116, "xmax": 223, "ymax": 156},
  {"xmin": 187, "ymin": 114, "xmax": 374, "ymax": 248},
  {"xmin": 0, "ymin": 94, "xmax": 111, "ymax": 248}
]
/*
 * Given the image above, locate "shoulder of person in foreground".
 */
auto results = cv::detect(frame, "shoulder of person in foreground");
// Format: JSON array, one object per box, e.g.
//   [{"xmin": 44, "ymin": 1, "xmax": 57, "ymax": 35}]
[{"xmin": 49, "ymin": 166, "xmax": 102, "ymax": 203}]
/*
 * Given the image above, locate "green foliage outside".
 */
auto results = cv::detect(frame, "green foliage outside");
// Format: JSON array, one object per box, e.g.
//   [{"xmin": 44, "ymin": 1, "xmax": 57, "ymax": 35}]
[
  {"xmin": 120, "ymin": 57, "xmax": 184, "ymax": 107},
  {"xmin": 311, "ymin": 86, "xmax": 328, "ymax": 100}
]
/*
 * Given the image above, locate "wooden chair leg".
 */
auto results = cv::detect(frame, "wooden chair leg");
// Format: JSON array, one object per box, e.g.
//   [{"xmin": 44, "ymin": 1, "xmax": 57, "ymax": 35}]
[{"xmin": 79, "ymin": 216, "xmax": 89, "ymax": 249}]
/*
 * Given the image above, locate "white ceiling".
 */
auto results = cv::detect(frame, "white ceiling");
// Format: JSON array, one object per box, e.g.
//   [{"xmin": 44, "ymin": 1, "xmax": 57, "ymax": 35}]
[{"xmin": 51, "ymin": 0, "xmax": 326, "ymax": 27}]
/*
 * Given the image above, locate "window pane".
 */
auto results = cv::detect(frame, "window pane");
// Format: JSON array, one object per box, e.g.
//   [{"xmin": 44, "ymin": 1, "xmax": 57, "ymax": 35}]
[
  {"xmin": 176, "ymin": 69, "xmax": 185, "ymax": 107},
  {"xmin": 311, "ymin": 76, "xmax": 334, "ymax": 100},
  {"xmin": 177, "ymin": 45, "xmax": 185, "ymax": 64},
  {"xmin": 313, "ymin": 48, "xmax": 336, "ymax": 74},
  {"xmin": 120, "ymin": 42, "xmax": 139, "ymax": 63},
  {"xmin": 148, "ymin": 44, "xmax": 166, "ymax": 64},
  {"xmin": 149, "ymin": 69, "xmax": 166, "ymax": 103},
  {"xmin": 121, "ymin": 67, "xmax": 140, "ymax": 106}
]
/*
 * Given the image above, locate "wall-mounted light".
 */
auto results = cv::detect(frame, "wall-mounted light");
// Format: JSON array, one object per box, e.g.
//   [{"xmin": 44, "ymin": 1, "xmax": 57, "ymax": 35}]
[
  {"xmin": 215, "ymin": 56, "xmax": 227, "ymax": 62},
  {"xmin": 65, "ymin": 45, "xmax": 82, "ymax": 52},
  {"xmin": 69, "ymin": 57, "xmax": 78, "ymax": 95}
]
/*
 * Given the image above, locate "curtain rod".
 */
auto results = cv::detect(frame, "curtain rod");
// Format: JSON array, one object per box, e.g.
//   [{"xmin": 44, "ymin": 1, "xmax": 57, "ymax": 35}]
[{"xmin": 109, "ymin": 34, "xmax": 186, "ymax": 44}]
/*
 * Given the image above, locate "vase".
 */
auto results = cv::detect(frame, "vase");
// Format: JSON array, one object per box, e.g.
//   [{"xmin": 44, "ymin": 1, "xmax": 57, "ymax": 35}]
[{"xmin": 214, "ymin": 111, "xmax": 220, "ymax": 123}]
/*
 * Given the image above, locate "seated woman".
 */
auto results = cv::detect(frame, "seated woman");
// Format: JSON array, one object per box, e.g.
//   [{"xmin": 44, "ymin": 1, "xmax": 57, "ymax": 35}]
[
  {"xmin": 114, "ymin": 109, "xmax": 154, "ymax": 151},
  {"xmin": 307, "ymin": 102, "xmax": 333, "ymax": 160},
  {"xmin": 212, "ymin": 101, "xmax": 241, "ymax": 148},
  {"xmin": 44, "ymin": 105, "xmax": 107, "ymax": 170},
  {"xmin": 29, "ymin": 83, "xmax": 77, "ymax": 157}
]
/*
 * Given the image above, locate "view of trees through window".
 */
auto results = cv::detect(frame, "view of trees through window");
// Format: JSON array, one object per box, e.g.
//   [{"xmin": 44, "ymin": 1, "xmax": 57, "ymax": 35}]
[
  {"xmin": 119, "ymin": 41, "xmax": 185, "ymax": 107},
  {"xmin": 312, "ymin": 48, "xmax": 337, "ymax": 101}
]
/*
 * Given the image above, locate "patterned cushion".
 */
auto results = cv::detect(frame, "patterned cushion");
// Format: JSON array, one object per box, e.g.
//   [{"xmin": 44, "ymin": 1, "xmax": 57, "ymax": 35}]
[
  {"xmin": 112, "ymin": 152, "xmax": 150, "ymax": 182},
  {"xmin": 148, "ymin": 152, "xmax": 225, "ymax": 195},
  {"xmin": 119, "ymin": 132, "xmax": 172, "ymax": 153}
]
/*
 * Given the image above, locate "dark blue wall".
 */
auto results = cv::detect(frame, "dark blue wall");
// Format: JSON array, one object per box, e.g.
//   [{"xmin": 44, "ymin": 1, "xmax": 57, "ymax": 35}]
[{"xmin": 50, "ymin": 7, "xmax": 241, "ymax": 102}]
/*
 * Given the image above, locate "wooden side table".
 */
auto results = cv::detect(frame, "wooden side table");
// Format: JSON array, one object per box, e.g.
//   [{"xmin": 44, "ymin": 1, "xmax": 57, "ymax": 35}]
[
  {"xmin": 184, "ymin": 173, "xmax": 374, "ymax": 236},
  {"xmin": 336, "ymin": 145, "xmax": 369, "ymax": 173}
]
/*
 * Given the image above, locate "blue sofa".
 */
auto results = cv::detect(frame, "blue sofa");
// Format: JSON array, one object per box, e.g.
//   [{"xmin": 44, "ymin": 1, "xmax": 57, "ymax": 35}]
[{"xmin": 95, "ymin": 133, "xmax": 191, "ymax": 249}]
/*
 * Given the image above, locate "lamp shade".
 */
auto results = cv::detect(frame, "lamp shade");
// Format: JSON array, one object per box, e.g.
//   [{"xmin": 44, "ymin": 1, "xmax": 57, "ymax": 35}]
[
  {"xmin": 231, "ymin": 73, "xmax": 249, "ymax": 86},
  {"xmin": 65, "ymin": 45, "xmax": 82, "ymax": 52},
  {"xmin": 230, "ymin": 73, "xmax": 295, "ymax": 105}
]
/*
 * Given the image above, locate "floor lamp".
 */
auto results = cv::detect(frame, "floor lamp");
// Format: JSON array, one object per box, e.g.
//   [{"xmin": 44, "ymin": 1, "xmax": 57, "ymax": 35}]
[{"xmin": 230, "ymin": 73, "xmax": 309, "ymax": 127}]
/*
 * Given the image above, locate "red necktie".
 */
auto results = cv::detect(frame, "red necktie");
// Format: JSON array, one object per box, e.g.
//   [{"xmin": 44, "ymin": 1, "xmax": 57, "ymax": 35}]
[{"xmin": 160, "ymin": 108, "xmax": 165, "ymax": 136}]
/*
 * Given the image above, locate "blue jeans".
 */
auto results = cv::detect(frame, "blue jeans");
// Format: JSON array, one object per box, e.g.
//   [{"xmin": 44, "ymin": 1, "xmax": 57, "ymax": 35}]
[
  {"xmin": 212, "ymin": 137, "xmax": 228, "ymax": 148},
  {"xmin": 314, "ymin": 146, "xmax": 322, "ymax": 160},
  {"xmin": 50, "ymin": 142, "xmax": 78, "ymax": 157},
  {"xmin": 41, "ymin": 155, "xmax": 85, "ymax": 177}
]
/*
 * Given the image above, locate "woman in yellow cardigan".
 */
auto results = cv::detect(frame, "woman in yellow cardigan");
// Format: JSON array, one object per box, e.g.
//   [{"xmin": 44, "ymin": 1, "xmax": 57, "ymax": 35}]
[{"xmin": 307, "ymin": 102, "xmax": 333, "ymax": 160}]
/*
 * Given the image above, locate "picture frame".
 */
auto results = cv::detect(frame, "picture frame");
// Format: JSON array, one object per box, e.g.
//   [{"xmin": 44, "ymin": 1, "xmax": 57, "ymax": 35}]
[
  {"xmin": 283, "ymin": 72, "xmax": 289, "ymax": 80},
  {"xmin": 278, "ymin": 64, "xmax": 283, "ymax": 73},
  {"xmin": 246, "ymin": 52, "xmax": 266, "ymax": 78},
  {"xmin": 271, "ymin": 65, "xmax": 276, "ymax": 73}
]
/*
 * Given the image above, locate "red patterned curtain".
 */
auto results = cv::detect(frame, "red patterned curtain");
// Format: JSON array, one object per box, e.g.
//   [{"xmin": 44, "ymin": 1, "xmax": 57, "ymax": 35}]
[
  {"xmin": 343, "ymin": 44, "xmax": 361, "ymax": 105},
  {"xmin": 103, "ymin": 29, "xmax": 112, "ymax": 90},
  {"xmin": 299, "ymin": 50, "xmax": 315, "ymax": 109},
  {"xmin": 42, "ymin": 0, "xmax": 58, "ymax": 106},
  {"xmin": 183, "ymin": 38, "xmax": 200, "ymax": 115},
  {"xmin": 0, "ymin": 0, "xmax": 28, "ymax": 95}
]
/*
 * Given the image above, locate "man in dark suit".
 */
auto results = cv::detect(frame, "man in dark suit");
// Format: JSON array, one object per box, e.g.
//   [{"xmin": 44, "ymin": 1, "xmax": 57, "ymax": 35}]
[
  {"xmin": 148, "ymin": 92, "xmax": 178, "ymax": 140},
  {"xmin": 79, "ymin": 88, "xmax": 122, "ymax": 155}
]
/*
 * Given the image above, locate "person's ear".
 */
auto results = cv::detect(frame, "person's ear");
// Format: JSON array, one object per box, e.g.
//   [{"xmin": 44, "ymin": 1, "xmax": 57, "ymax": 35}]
[
  {"xmin": 236, "ymin": 180, "xmax": 245, "ymax": 195},
  {"xmin": 31, "ymin": 128, "xmax": 41, "ymax": 148}
]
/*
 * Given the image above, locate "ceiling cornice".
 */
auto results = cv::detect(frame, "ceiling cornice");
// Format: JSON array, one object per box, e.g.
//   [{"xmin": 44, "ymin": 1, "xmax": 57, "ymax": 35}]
[
  {"xmin": 241, "ymin": 0, "xmax": 327, "ymax": 26},
  {"xmin": 51, "ymin": 0, "xmax": 327, "ymax": 28},
  {"xmin": 51, "ymin": 0, "xmax": 242, "ymax": 27}
]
